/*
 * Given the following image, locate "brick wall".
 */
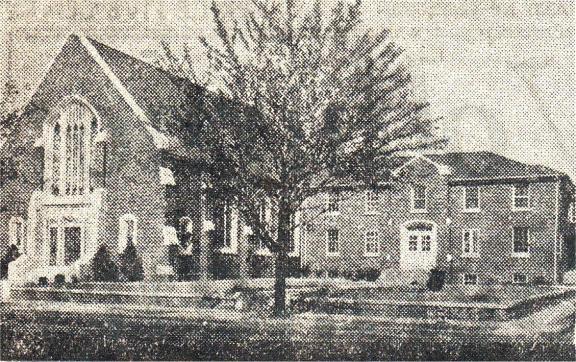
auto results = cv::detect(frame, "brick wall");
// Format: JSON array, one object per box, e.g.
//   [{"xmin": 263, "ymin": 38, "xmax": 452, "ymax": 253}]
[{"xmin": 301, "ymin": 159, "xmax": 573, "ymax": 285}]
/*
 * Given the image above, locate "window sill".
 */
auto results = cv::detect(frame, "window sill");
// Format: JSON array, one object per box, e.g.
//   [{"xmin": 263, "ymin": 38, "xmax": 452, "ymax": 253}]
[
  {"xmin": 462, "ymin": 209, "xmax": 481, "ymax": 214},
  {"xmin": 255, "ymin": 249, "xmax": 272, "ymax": 256},
  {"xmin": 364, "ymin": 253, "xmax": 380, "ymax": 257},
  {"xmin": 326, "ymin": 252, "xmax": 340, "ymax": 257},
  {"xmin": 410, "ymin": 209, "xmax": 427, "ymax": 214},
  {"xmin": 218, "ymin": 247, "xmax": 238, "ymax": 255},
  {"xmin": 512, "ymin": 207, "xmax": 532, "ymax": 212},
  {"xmin": 461, "ymin": 253, "xmax": 480, "ymax": 258},
  {"xmin": 511, "ymin": 252, "xmax": 530, "ymax": 258},
  {"xmin": 364, "ymin": 211, "xmax": 381, "ymax": 216},
  {"xmin": 325, "ymin": 211, "xmax": 341, "ymax": 217}
]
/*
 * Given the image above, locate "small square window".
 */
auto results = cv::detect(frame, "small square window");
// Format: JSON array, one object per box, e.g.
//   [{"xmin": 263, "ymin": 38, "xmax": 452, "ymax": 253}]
[
  {"xmin": 408, "ymin": 235, "xmax": 418, "ymax": 251},
  {"xmin": 513, "ymin": 227, "xmax": 530, "ymax": 254},
  {"xmin": 326, "ymin": 191, "xmax": 340, "ymax": 213},
  {"xmin": 365, "ymin": 230, "xmax": 379, "ymax": 256},
  {"xmin": 463, "ymin": 274, "xmax": 478, "ymax": 285},
  {"xmin": 327, "ymin": 229, "xmax": 339, "ymax": 255},
  {"xmin": 365, "ymin": 190, "xmax": 380, "ymax": 214},
  {"xmin": 421, "ymin": 235, "xmax": 431, "ymax": 251},
  {"xmin": 513, "ymin": 184, "xmax": 530, "ymax": 209},
  {"xmin": 462, "ymin": 229, "xmax": 479, "ymax": 255},
  {"xmin": 412, "ymin": 185, "xmax": 427, "ymax": 211},
  {"xmin": 464, "ymin": 186, "xmax": 479, "ymax": 210},
  {"xmin": 513, "ymin": 273, "xmax": 527, "ymax": 284}
]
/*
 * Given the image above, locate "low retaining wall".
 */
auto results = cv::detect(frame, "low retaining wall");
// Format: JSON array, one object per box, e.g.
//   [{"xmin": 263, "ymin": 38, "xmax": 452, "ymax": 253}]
[
  {"xmin": 9, "ymin": 286, "xmax": 237, "ymax": 310},
  {"xmin": 297, "ymin": 288, "xmax": 575, "ymax": 321}
]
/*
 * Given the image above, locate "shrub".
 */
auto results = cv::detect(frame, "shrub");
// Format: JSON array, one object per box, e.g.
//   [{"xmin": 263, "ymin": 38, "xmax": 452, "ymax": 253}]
[
  {"xmin": 354, "ymin": 269, "xmax": 366, "ymax": 281},
  {"xmin": 533, "ymin": 276, "xmax": 548, "ymax": 285},
  {"xmin": 298, "ymin": 265, "xmax": 311, "ymax": 278},
  {"xmin": 0, "ymin": 244, "xmax": 20, "ymax": 279},
  {"xmin": 54, "ymin": 274, "xmax": 65, "ymax": 287},
  {"xmin": 91, "ymin": 244, "xmax": 119, "ymax": 282},
  {"xmin": 118, "ymin": 240, "xmax": 144, "ymax": 282},
  {"xmin": 327, "ymin": 269, "xmax": 339, "ymax": 278},
  {"xmin": 426, "ymin": 268, "xmax": 446, "ymax": 291},
  {"xmin": 314, "ymin": 269, "xmax": 324, "ymax": 278},
  {"xmin": 364, "ymin": 268, "xmax": 381, "ymax": 282},
  {"xmin": 341, "ymin": 270, "xmax": 355, "ymax": 280},
  {"xmin": 38, "ymin": 276, "xmax": 48, "ymax": 287}
]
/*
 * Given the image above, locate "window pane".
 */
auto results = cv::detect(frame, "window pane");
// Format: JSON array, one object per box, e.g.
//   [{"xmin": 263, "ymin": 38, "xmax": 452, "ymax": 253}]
[
  {"xmin": 413, "ymin": 185, "xmax": 426, "ymax": 210},
  {"xmin": 465, "ymin": 186, "xmax": 479, "ymax": 209},
  {"xmin": 365, "ymin": 231, "xmax": 378, "ymax": 254},
  {"xmin": 513, "ymin": 227, "xmax": 530, "ymax": 253},
  {"xmin": 366, "ymin": 191, "xmax": 379, "ymax": 213},
  {"xmin": 49, "ymin": 227, "xmax": 58, "ymax": 266},
  {"xmin": 515, "ymin": 184, "xmax": 529, "ymax": 196},
  {"xmin": 327, "ymin": 229, "xmax": 339, "ymax": 253},
  {"xmin": 327, "ymin": 192, "xmax": 339, "ymax": 212}
]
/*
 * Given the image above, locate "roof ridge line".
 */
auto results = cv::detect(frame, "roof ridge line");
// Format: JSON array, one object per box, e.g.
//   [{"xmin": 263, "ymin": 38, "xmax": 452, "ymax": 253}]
[{"xmin": 78, "ymin": 35, "xmax": 169, "ymax": 150}]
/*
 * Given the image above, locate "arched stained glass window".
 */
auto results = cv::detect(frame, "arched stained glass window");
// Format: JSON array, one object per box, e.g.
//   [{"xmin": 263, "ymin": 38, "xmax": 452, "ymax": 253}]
[{"xmin": 49, "ymin": 99, "xmax": 98, "ymax": 196}]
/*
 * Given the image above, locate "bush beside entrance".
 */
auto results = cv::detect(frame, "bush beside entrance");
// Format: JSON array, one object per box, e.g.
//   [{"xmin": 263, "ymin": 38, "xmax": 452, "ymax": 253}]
[{"xmin": 89, "ymin": 242, "xmax": 144, "ymax": 282}]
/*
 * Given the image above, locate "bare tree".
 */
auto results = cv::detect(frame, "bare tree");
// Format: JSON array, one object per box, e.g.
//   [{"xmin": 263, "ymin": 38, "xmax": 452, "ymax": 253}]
[{"xmin": 162, "ymin": 0, "xmax": 444, "ymax": 316}]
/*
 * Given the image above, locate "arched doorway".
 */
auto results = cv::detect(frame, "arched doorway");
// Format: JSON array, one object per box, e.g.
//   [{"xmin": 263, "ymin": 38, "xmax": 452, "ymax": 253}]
[{"xmin": 400, "ymin": 220, "xmax": 438, "ymax": 270}]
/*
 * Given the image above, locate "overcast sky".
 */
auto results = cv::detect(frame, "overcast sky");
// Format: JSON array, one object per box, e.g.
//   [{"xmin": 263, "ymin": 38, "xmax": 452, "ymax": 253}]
[{"xmin": 1, "ymin": 0, "xmax": 574, "ymax": 180}]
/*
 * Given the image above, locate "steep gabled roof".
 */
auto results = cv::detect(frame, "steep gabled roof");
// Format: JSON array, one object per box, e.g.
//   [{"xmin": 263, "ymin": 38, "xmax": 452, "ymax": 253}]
[{"xmin": 78, "ymin": 35, "xmax": 207, "ymax": 161}]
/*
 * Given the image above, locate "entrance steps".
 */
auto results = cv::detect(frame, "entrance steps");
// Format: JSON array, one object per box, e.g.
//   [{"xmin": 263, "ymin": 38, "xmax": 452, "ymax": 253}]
[{"xmin": 377, "ymin": 268, "xmax": 429, "ymax": 287}]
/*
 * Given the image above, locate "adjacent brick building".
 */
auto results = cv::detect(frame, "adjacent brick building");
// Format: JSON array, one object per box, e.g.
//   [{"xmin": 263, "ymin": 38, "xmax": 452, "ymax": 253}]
[{"xmin": 300, "ymin": 153, "xmax": 576, "ymax": 285}]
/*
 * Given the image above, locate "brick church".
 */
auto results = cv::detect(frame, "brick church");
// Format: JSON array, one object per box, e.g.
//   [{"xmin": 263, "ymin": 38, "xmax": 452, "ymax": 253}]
[{"xmin": 1, "ymin": 35, "xmax": 574, "ymax": 285}]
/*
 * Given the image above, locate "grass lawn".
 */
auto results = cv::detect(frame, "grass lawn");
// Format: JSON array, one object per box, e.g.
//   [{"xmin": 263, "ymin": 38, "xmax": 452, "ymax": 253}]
[{"xmin": 1, "ymin": 301, "xmax": 574, "ymax": 360}]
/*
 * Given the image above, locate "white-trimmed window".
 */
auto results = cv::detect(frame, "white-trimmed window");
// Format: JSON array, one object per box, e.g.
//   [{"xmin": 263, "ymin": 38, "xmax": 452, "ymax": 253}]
[
  {"xmin": 463, "ymin": 273, "xmax": 478, "ymax": 285},
  {"xmin": 326, "ymin": 191, "xmax": 340, "ymax": 213},
  {"xmin": 178, "ymin": 217, "xmax": 193, "ymax": 248},
  {"xmin": 462, "ymin": 229, "xmax": 479, "ymax": 256},
  {"xmin": 411, "ymin": 185, "xmax": 427, "ymax": 212},
  {"xmin": 569, "ymin": 201, "xmax": 576, "ymax": 223},
  {"xmin": 118, "ymin": 214, "xmax": 137, "ymax": 252},
  {"xmin": 513, "ymin": 273, "xmax": 527, "ymax": 284},
  {"xmin": 8, "ymin": 216, "xmax": 25, "ymax": 250},
  {"xmin": 48, "ymin": 100, "xmax": 98, "ymax": 196},
  {"xmin": 513, "ymin": 183, "xmax": 530, "ymax": 210},
  {"xmin": 220, "ymin": 199, "xmax": 238, "ymax": 253},
  {"xmin": 408, "ymin": 235, "xmax": 418, "ymax": 251},
  {"xmin": 464, "ymin": 186, "xmax": 480, "ymax": 211},
  {"xmin": 364, "ymin": 230, "xmax": 379, "ymax": 256},
  {"xmin": 421, "ymin": 234, "xmax": 431, "ymax": 251},
  {"xmin": 512, "ymin": 227, "xmax": 530, "ymax": 255},
  {"xmin": 326, "ymin": 228, "xmax": 339, "ymax": 255},
  {"xmin": 365, "ymin": 190, "xmax": 380, "ymax": 214}
]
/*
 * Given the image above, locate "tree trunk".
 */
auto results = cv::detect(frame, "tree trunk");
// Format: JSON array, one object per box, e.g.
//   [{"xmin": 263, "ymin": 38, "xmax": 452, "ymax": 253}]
[
  {"xmin": 273, "ymin": 198, "xmax": 291, "ymax": 317},
  {"xmin": 273, "ymin": 248, "xmax": 287, "ymax": 316}
]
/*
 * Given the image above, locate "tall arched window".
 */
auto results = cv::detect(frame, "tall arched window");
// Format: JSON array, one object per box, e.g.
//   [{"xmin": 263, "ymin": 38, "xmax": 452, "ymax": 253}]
[{"xmin": 48, "ymin": 99, "xmax": 98, "ymax": 196}]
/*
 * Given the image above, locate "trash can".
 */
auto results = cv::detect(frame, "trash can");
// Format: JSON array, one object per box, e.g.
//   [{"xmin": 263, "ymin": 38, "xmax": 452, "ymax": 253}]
[{"xmin": 427, "ymin": 269, "xmax": 446, "ymax": 291}]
